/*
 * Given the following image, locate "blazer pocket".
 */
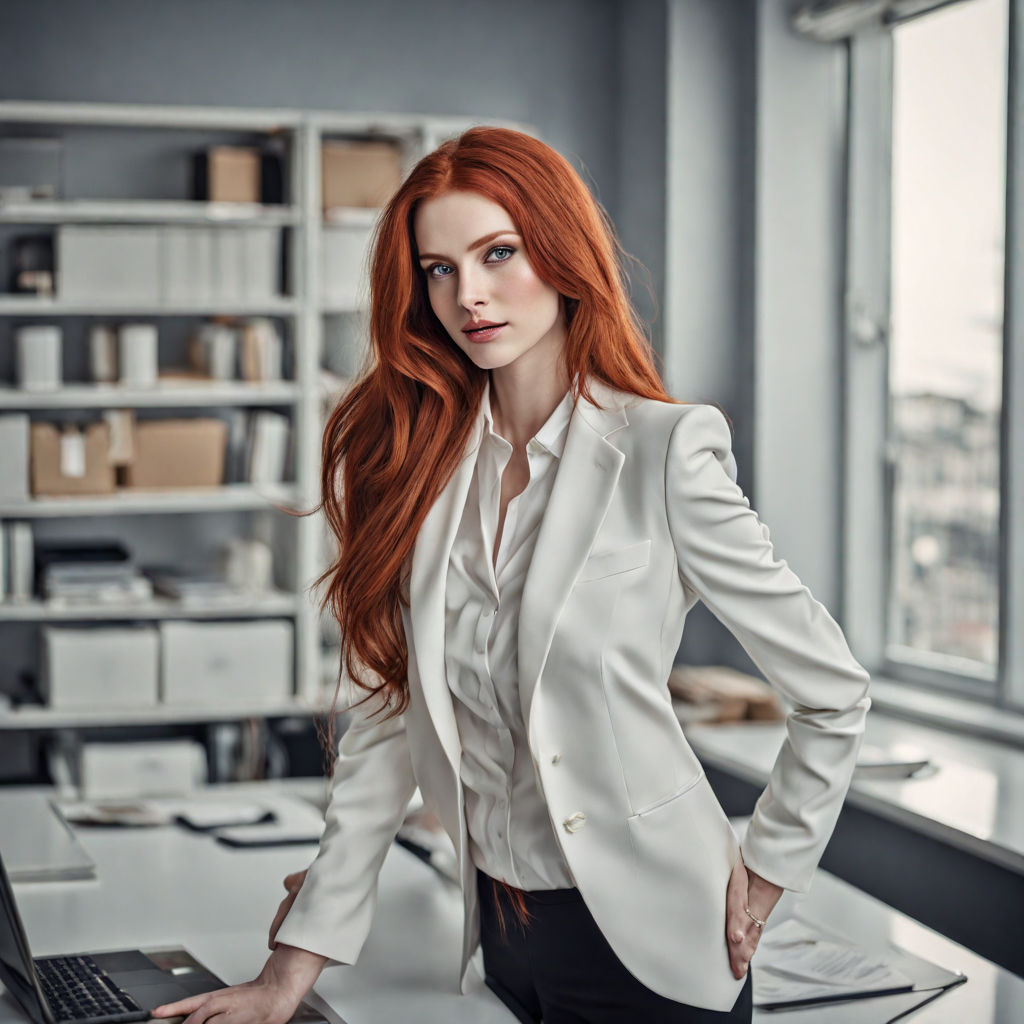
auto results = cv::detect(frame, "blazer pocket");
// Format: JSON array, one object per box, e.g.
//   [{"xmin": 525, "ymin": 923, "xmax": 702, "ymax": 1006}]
[
  {"xmin": 575, "ymin": 539, "xmax": 652, "ymax": 584},
  {"xmin": 627, "ymin": 770, "xmax": 705, "ymax": 821}
]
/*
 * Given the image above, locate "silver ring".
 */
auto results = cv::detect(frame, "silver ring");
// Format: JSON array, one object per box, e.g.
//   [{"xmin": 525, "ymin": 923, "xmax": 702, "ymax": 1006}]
[{"xmin": 744, "ymin": 906, "xmax": 765, "ymax": 929}]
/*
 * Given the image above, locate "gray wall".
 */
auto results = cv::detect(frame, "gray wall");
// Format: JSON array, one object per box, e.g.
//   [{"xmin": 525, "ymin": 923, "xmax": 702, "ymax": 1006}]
[
  {"xmin": 0, "ymin": 0, "xmax": 621, "ymax": 221},
  {"xmin": 753, "ymin": 0, "xmax": 849, "ymax": 612},
  {"xmin": 613, "ymin": 0, "xmax": 670, "ymax": 360},
  {"xmin": 665, "ymin": 0, "xmax": 851, "ymax": 669}
]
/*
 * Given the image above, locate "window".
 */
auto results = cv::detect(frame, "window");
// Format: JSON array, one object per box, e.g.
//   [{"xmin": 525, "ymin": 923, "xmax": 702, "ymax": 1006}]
[
  {"xmin": 843, "ymin": 0, "xmax": 1021, "ymax": 708},
  {"xmin": 887, "ymin": 0, "xmax": 1008, "ymax": 678}
]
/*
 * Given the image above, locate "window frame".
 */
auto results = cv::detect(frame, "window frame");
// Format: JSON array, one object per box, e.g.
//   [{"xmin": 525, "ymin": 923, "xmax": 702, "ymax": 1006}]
[{"xmin": 842, "ymin": 0, "xmax": 1023, "ymax": 712}]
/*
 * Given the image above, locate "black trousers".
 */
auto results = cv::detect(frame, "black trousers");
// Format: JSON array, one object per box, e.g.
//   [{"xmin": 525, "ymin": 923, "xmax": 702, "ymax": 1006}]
[{"xmin": 477, "ymin": 871, "xmax": 753, "ymax": 1024}]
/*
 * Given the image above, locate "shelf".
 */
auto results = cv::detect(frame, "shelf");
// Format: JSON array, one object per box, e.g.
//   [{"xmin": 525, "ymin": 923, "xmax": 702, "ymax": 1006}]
[
  {"xmin": 319, "ymin": 301, "xmax": 365, "ymax": 315},
  {"xmin": 323, "ymin": 206, "xmax": 382, "ymax": 227},
  {"xmin": 0, "ymin": 100, "xmax": 304, "ymax": 131},
  {"xmin": 0, "ymin": 591, "xmax": 300, "ymax": 622},
  {"xmin": 0, "ymin": 484, "xmax": 301, "ymax": 518},
  {"xmin": 0, "ymin": 698, "xmax": 326, "ymax": 731},
  {"xmin": 0, "ymin": 296, "xmax": 298, "ymax": 317},
  {"xmin": 0, "ymin": 199, "xmax": 300, "ymax": 226},
  {"xmin": 0, "ymin": 381, "xmax": 301, "ymax": 410}
]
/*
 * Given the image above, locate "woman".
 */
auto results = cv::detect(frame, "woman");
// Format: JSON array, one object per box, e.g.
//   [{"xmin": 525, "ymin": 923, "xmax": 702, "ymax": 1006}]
[{"xmin": 153, "ymin": 127, "xmax": 871, "ymax": 1023}]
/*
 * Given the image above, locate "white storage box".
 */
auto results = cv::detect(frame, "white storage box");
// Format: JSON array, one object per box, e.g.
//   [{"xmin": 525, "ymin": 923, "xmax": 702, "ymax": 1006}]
[
  {"xmin": 320, "ymin": 223, "xmax": 372, "ymax": 308},
  {"xmin": 80, "ymin": 740, "xmax": 207, "ymax": 799},
  {"xmin": 41, "ymin": 626, "xmax": 160, "ymax": 709},
  {"xmin": 58, "ymin": 226, "xmax": 161, "ymax": 303},
  {"xmin": 240, "ymin": 226, "xmax": 281, "ymax": 302},
  {"xmin": 0, "ymin": 414, "xmax": 31, "ymax": 502},
  {"xmin": 160, "ymin": 619, "xmax": 293, "ymax": 706}
]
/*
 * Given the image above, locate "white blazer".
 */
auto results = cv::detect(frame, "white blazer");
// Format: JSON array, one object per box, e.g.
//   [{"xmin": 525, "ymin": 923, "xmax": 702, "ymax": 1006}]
[{"xmin": 275, "ymin": 379, "xmax": 872, "ymax": 1013}]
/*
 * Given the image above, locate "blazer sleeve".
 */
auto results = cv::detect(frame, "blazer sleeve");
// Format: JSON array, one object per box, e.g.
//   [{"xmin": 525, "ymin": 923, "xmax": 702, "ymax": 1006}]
[
  {"xmin": 664, "ymin": 403, "xmax": 871, "ymax": 894},
  {"xmin": 273, "ymin": 682, "xmax": 418, "ymax": 966}
]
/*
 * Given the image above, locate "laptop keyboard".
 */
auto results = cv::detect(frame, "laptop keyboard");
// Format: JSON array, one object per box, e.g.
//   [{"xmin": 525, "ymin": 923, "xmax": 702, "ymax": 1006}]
[{"xmin": 34, "ymin": 955, "xmax": 150, "ymax": 1024}]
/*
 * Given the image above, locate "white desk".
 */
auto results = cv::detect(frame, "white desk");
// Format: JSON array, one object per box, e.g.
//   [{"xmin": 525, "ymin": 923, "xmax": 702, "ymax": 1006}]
[{"xmin": 2, "ymin": 784, "xmax": 1022, "ymax": 1023}]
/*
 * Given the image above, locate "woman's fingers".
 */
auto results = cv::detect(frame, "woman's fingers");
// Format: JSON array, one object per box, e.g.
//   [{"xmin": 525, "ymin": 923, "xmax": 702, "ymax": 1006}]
[
  {"xmin": 269, "ymin": 869, "xmax": 308, "ymax": 949},
  {"xmin": 155, "ymin": 982, "xmax": 298, "ymax": 1024},
  {"xmin": 152, "ymin": 994, "xmax": 208, "ymax": 1018},
  {"xmin": 182, "ymin": 995, "xmax": 229, "ymax": 1024},
  {"xmin": 268, "ymin": 890, "xmax": 298, "ymax": 950},
  {"xmin": 282, "ymin": 869, "xmax": 306, "ymax": 893},
  {"xmin": 725, "ymin": 853, "xmax": 762, "ymax": 978}
]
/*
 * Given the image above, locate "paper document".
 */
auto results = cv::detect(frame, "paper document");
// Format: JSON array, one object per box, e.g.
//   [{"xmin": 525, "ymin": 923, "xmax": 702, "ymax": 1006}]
[
  {"xmin": 754, "ymin": 918, "xmax": 916, "ymax": 1008},
  {"xmin": 854, "ymin": 742, "xmax": 935, "ymax": 779}
]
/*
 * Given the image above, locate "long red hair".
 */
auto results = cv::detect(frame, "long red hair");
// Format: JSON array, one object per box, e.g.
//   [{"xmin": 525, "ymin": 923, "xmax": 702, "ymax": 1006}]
[{"xmin": 317, "ymin": 126, "xmax": 674, "ymax": 764}]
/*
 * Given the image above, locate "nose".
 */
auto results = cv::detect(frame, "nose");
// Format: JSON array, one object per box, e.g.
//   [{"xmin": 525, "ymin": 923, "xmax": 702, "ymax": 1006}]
[{"xmin": 457, "ymin": 263, "xmax": 488, "ymax": 312}]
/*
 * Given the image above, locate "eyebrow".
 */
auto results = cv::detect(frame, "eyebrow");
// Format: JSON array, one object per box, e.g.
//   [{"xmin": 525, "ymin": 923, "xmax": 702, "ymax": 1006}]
[{"xmin": 417, "ymin": 229, "xmax": 519, "ymax": 263}]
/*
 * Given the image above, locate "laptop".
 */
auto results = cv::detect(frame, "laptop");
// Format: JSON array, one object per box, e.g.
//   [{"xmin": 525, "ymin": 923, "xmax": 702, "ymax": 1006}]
[{"xmin": 0, "ymin": 851, "xmax": 327, "ymax": 1024}]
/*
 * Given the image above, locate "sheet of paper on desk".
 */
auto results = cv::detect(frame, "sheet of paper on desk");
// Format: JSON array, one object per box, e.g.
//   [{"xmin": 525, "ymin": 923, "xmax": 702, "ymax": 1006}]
[
  {"xmin": 853, "ymin": 742, "xmax": 934, "ymax": 779},
  {"xmin": 754, "ymin": 917, "xmax": 916, "ymax": 1008}
]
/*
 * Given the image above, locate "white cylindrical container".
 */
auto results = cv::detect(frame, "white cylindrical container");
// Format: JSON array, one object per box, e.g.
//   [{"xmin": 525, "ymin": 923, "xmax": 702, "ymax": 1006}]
[
  {"xmin": 15, "ymin": 325, "xmax": 62, "ymax": 391},
  {"xmin": 223, "ymin": 537, "xmax": 273, "ymax": 592},
  {"xmin": 197, "ymin": 323, "xmax": 237, "ymax": 380},
  {"xmin": 88, "ymin": 324, "xmax": 118, "ymax": 383},
  {"xmin": 118, "ymin": 322, "xmax": 159, "ymax": 387}
]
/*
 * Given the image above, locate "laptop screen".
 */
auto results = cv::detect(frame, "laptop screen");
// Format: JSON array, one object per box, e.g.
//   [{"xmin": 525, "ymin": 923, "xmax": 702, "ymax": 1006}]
[{"xmin": 0, "ymin": 851, "xmax": 52, "ymax": 1024}]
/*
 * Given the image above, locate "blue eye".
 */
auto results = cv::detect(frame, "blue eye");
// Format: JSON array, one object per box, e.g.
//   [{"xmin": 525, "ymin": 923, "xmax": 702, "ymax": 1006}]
[
  {"xmin": 427, "ymin": 263, "xmax": 454, "ymax": 280},
  {"xmin": 487, "ymin": 245, "xmax": 515, "ymax": 262}
]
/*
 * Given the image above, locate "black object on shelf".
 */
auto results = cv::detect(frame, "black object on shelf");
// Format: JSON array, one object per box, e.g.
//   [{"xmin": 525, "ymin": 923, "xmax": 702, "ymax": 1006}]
[{"xmin": 10, "ymin": 234, "xmax": 54, "ymax": 294}]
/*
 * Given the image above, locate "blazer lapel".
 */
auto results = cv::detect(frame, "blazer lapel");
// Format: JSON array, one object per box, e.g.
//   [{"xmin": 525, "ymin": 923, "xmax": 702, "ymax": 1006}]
[
  {"xmin": 518, "ymin": 381, "xmax": 629, "ymax": 731},
  {"xmin": 408, "ymin": 417, "xmax": 482, "ymax": 774}
]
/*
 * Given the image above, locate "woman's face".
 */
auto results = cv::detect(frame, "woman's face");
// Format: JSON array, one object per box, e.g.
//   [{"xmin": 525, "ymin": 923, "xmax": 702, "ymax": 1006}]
[{"xmin": 413, "ymin": 190, "xmax": 566, "ymax": 374}]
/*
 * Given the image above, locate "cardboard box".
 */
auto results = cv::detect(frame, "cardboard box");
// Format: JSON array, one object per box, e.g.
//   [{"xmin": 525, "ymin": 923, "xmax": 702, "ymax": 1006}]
[
  {"xmin": 123, "ymin": 418, "xmax": 227, "ymax": 489},
  {"xmin": 159, "ymin": 619, "xmax": 293, "ymax": 705},
  {"xmin": 30, "ymin": 422, "xmax": 116, "ymax": 496},
  {"xmin": 196, "ymin": 146, "xmax": 261, "ymax": 203},
  {"xmin": 41, "ymin": 626, "xmax": 160, "ymax": 709},
  {"xmin": 321, "ymin": 140, "xmax": 403, "ymax": 210}
]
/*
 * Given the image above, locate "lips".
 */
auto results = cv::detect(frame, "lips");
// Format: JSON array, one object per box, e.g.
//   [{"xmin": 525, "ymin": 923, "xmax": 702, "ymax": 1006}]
[{"xmin": 462, "ymin": 321, "xmax": 507, "ymax": 343}]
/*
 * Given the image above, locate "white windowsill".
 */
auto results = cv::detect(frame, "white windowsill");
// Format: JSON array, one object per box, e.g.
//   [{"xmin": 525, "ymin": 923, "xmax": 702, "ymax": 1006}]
[{"xmin": 866, "ymin": 676, "xmax": 1024, "ymax": 749}]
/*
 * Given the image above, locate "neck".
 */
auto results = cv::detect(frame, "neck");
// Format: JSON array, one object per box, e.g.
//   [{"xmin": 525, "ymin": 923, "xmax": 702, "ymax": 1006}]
[{"xmin": 489, "ymin": 347, "xmax": 572, "ymax": 451}]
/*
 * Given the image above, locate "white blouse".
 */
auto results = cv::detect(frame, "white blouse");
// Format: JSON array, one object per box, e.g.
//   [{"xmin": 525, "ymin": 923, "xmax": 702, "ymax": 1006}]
[{"xmin": 443, "ymin": 377, "xmax": 576, "ymax": 890}]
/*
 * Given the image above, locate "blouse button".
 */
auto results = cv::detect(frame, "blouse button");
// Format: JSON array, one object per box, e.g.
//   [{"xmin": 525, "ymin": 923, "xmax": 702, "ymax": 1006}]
[{"xmin": 562, "ymin": 811, "xmax": 586, "ymax": 834}]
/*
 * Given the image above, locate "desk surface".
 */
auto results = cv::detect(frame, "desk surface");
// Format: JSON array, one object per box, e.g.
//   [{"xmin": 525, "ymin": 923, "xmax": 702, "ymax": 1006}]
[{"xmin": 1, "ymin": 784, "xmax": 1022, "ymax": 1023}]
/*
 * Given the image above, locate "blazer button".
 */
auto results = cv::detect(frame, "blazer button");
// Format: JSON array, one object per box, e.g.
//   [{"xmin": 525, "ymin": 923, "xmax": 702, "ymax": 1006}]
[
  {"xmin": 551, "ymin": 753, "xmax": 562, "ymax": 765},
  {"xmin": 562, "ymin": 811, "xmax": 586, "ymax": 834}
]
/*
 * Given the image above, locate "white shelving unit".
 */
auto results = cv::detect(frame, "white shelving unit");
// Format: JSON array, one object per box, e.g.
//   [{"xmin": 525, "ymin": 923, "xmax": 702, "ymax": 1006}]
[
  {"xmin": 0, "ymin": 591, "xmax": 299, "ymax": 622},
  {"xmin": 0, "ymin": 484, "xmax": 299, "ymax": 519},
  {"xmin": 0, "ymin": 297, "xmax": 301, "ymax": 316},
  {"xmin": 0, "ymin": 100, "xmax": 529, "ymax": 735},
  {"xmin": 0, "ymin": 381, "xmax": 302, "ymax": 410}
]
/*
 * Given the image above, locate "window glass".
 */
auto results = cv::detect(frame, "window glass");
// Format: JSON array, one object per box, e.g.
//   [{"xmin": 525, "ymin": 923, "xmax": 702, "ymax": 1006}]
[{"xmin": 888, "ymin": 0, "xmax": 1008, "ymax": 674}]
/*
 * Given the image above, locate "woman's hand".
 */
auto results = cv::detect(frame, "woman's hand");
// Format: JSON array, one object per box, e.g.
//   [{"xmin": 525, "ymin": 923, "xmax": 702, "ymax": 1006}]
[
  {"xmin": 269, "ymin": 869, "xmax": 308, "ymax": 950},
  {"xmin": 151, "ymin": 943, "xmax": 327, "ymax": 1024},
  {"xmin": 725, "ymin": 851, "xmax": 783, "ymax": 980}
]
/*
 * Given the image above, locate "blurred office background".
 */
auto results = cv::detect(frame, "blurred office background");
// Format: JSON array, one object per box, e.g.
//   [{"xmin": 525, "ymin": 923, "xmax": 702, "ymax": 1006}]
[{"xmin": 0, "ymin": 1, "xmax": 1020, "ymax": 971}]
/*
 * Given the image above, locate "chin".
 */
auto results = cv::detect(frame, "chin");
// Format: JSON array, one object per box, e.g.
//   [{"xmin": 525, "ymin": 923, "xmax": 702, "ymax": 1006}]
[{"xmin": 457, "ymin": 342, "xmax": 518, "ymax": 371}]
